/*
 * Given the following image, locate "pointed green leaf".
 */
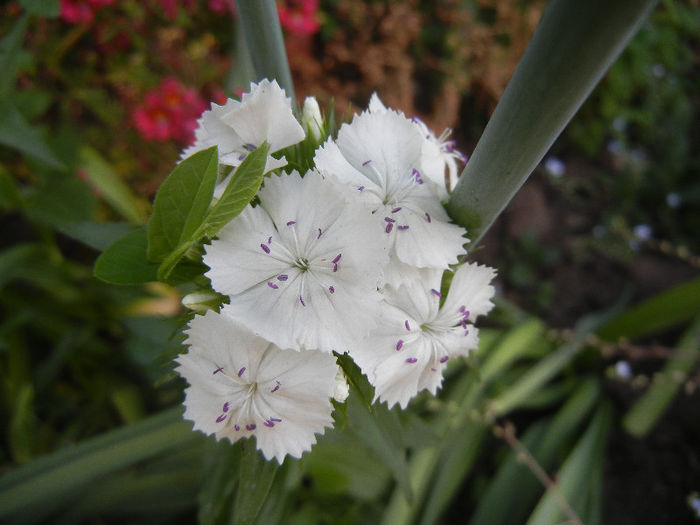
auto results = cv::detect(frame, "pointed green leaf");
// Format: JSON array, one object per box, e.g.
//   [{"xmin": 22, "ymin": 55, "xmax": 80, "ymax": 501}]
[
  {"xmin": 147, "ymin": 146, "xmax": 218, "ymax": 262},
  {"xmin": 0, "ymin": 14, "xmax": 28, "ymax": 96},
  {"xmin": 94, "ymin": 227, "xmax": 159, "ymax": 284},
  {"xmin": 19, "ymin": 0, "xmax": 59, "ymax": 17},
  {"xmin": 0, "ymin": 101, "xmax": 64, "ymax": 169},
  {"xmin": 232, "ymin": 445, "xmax": 279, "ymax": 525}
]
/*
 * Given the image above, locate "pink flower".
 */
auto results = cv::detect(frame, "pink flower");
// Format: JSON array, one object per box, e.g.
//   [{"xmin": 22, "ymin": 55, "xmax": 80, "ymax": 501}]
[
  {"xmin": 60, "ymin": 0, "xmax": 115, "ymax": 24},
  {"xmin": 208, "ymin": 0, "xmax": 235, "ymax": 14},
  {"xmin": 132, "ymin": 77, "xmax": 206, "ymax": 144},
  {"xmin": 155, "ymin": 0, "xmax": 196, "ymax": 20},
  {"xmin": 277, "ymin": 0, "xmax": 321, "ymax": 37}
]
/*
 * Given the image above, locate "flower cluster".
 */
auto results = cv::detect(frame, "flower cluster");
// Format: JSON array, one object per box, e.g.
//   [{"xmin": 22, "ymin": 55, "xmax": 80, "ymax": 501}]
[
  {"xmin": 175, "ymin": 79, "xmax": 496, "ymax": 462},
  {"xmin": 60, "ymin": 0, "xmax": 115, "ymax": 24}
]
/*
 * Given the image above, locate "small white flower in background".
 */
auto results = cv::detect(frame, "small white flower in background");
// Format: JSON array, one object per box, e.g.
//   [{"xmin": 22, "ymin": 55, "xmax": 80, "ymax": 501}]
[
  {"xmin": 544, "ymin": 156, "xmax": 566, "ymax": 178},
  {"xmin": 176, "ymin": 310, "xmax": 338, "ymax": 463},
  {"xmin": 181, "ymin": 79, "xmax": 305, "ymax": 198},
  {"xmin": 314, "ymin": 109, "xmax": 467, "ymax": 279},
  {"xmin": 302, "ymin": 96, "xmax": 324, "ymax": 142},
  {"xmin": 333, "ymin": 369, "xmax": 350, "ymax": 403},
  {"xmin": 633, "ymin": 223, "xmax": 652, "ymax": 241},
  {"xmin": 368, "ymin": 93, "xmax": 467, "ymax": 197},
  {"xmin": 204, "ymin": 170, "xmax": 388, "ymax": 353},
  {"xmin": 666, "ymin": 192, "xmax": 681, "ymax": 208},
  {"xmin": 349, "ymin": 263, "xmax": 496, "ymax": 409},
  {"xmin": 614, "ymin": 360, "xmax": 632, "ymax": 380}
]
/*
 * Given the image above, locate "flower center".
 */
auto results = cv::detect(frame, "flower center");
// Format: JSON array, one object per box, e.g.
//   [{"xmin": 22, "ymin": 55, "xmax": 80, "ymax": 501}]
[{"xmin": 295, "ymin": 257, "xmax": 310, "ymax": 271}]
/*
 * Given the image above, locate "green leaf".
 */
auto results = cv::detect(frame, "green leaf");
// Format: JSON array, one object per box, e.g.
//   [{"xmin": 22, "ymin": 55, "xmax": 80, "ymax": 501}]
[
  {"xmin": 0, "ymin": 164, "xmax": 23, "ymax": 210},
  {"xmin": 597, "ymin": 276, "xmax": 700, "ymax": 341},
  {"xmin": 0, "ymin": 408, "xmax": 200, "ymax": 524},
  {"xmin": 446, "ymin": 0, "xmax": 658, "ymax": 244},
  {"xmin": 232, "ymin": 445, "xmax": 279, "ymax": 525},
  {"xmin": 58, "ymin": 221, "xmax": 135, "ymax": 252},
  {"xmin": 147, "ymin": 146, "xmax": 219, "ymax": 262},
  {"xmin": 19, "ymin": 0, "xmax": 59, "ymax": 17},
  {"xmin": 0, "ymin": 101, "xmax": 65, "ymax": 169},
  {"xmin": 94, "ymin": 227, "xmax": 159, "ymax": 285},
  {"xmin": 0, "ymin": 14, "xmax": 28, "ymax": 96},
  {"xmin": 78, "ymin": 147, "xmax": 148, "ymax": 225},
  {"xmin": 198, "ymin": 440, "xmax": 242, "ymax": 525}
]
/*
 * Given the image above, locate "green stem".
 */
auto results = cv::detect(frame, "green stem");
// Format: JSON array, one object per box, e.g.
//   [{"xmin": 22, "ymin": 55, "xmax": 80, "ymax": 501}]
[
  {"xmin": 235, "ymin": 0, "xmax": 296, "ymax": 102},
  {"xmin": 446, "ymin": 0, "xmax": 658, "ymax": 245}
]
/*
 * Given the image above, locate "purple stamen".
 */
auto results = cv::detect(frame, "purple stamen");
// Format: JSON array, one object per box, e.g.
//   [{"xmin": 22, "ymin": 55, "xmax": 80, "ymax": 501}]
[
  {"xmin": 440, "ymin": 356, "xmax": 449, "ymax": 363},
  {"xmin": 332, "ymin": 253, "xmax": 342, "ymax": 264},
  {"xmin": 459, "ymin": 305, "xmax": 466, "ymax": 313},
  {"xmin": 267, "ymin": 281, "xmax": 279, "ymax": 289},
  {"xmin": 384, "ymin": 217, "xmax": 395, "ymax": 223},
  {"xmin": 391, "ymin": 207, "xmax": 402, "ymax": 213},
  {"xmin": 234, "ymin": 424, "xmax": 240, "ymax": 431},
  {"xmin": 329, "ymin": 285, "xmax": 335, "ymax": 294},
  {"xmin": 317, "ymin": 228, "xmax": 322, "ymax": 239},
  {"xmin": 237, "ymin": 367, "xmax": 246, "ymax": 377},
  {"xmin": 405, "ymin": 320, "xmax": 411, "ymax": 331},
  {"xmin": 300, "ymin": 295, "xmax": 306, "ymax": 307},
  {"xmin": 267, "ymin": 236, "xmax": 272, "ymax": 244},
  {"xmin": 425, "ymin": 212, "xmax": 432, "ymax": 223},
  {"xmin": 398, "ymin": 225, "xmax": 409, "ymax": 231},
  {"xmin": 238, "ymin": 153, "xmax": 246, "ymax": 161},
  {"xmin": 286, "ymin": 220, "xmax": 296, "ymax": 226},
  {"xmin": 264, "ymin": 420, "xmax": 275, "ymax": 428},
  {"xmin": 223, "ymin": 402, "xmax": 230, "ymax": 412},
  {"xmin": 461, "ymin": 319, "xmax": 467, "ymax": 329},
  {"xmin": 246, "ymin": 424, "xmax": 256, "ymax": 431},
  {"xmin": 270, "ymin": 417, "xmax": 282, "ymax": 422},
  {"xmin": 385, "ymin": 223, "xmax": 394, "ymax": 234},
  {"xmin": 431, "ymin": 288, "xmax": 442, "ymax": 298},
  {"xmin": 213, "ymin": 366, "xmax": 224, "ymax": 375},
  {"xmin": 261, "ymin": 243, "xmax": 270, "ymax": 254},
  {"xmin": 216, "ymin": 414, "xmax": 227, "ymax": 423},
  {"xmin": 464, "ymin": 329, "xmax": 470, "ymax": 336},
  {"xmin": 358, "ymin": 186, "xmax": 365, "ymax": 192},
  {"xmin": 406, "ymin": 358, "xmax": 418, "ymax": 364},
  {"xmin": 362, "ymin": 160, "xmax": 372, "ymax": 166},
  {"xmin": 333, "ymin": 263, "xmax": 338, "ymax": 273},
  {"xmin": 270, "ymin": 381, "xmax": 281, "ymax": 393},
  {"xmin": 431, "ymin": 367, "xmax": 437, "ymax": 372},
  {"xmin": 463, "ymin": 310, "xmax": 470, "ymax": 319},
  {"xmin": 244, "ymin": 143, "xmax": 256, "ymax": 151},
  {"xmin": 396, "ymin": 339, "xmax": 403, "ymax": 351},
  {"xmin": 277, "ymin": 274, "xmax": 288, "ymax": 281}
]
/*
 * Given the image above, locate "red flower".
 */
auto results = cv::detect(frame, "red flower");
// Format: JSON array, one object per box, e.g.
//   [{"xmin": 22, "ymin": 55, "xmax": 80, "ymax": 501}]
[
  {"xmin": 132, "ymin": 77, "xmax": 206, "ymax": 144},
  {"xmin": 277, "ymin": 0, "xmax": 321, "ymax": 37},
  {"xmin": 59, "ymin": 0, "xmax": 115, "ymax": 24}
]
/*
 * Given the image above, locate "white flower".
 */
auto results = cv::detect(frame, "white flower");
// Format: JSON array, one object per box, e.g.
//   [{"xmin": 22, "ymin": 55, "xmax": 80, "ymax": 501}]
[
  {"xmin": 314, "ymin": 109, "xmax": 467, "ymax": 275},
  {"xmin": 204, "ymin": 170, "xmax": 388, "ymax": 353},
  {"xmin": 349, "ymin": 263, "xmax": 496, "ymax": 409},
  {"xmin": 176, "ymin": 310, "xmax": 338, "ymax": 463},
  {"xmin": 367, "ymin": 93, "xmax": 467, "ymax": 197},
  {"xmin": 181, "ymin": 79, "xmax": 305, "ymax": 198},
  {"xmin": 333, "ymin": 369, "xmax": 350, "ymax": 403},
  {"xmin": 302, "ymin": 96, "xmax": 324, "ymax": 142}
]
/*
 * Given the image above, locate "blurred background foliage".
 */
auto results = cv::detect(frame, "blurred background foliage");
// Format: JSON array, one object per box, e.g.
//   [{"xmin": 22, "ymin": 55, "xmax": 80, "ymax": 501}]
[{"xmin": 0, "ymin": 0, "xmax": 698, "ymax": 524}]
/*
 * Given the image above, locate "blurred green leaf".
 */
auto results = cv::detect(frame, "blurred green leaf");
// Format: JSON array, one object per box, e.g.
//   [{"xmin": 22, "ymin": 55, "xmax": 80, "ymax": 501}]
[
  {"xmin": 597, "ymin": 276, "xmax": 700, "ymax": 340},
  {"xmin": 232, "ymin": 445, "xmax": 279, "ymax": 525},
  {"xmin": 58, "ymin": 221, "xmax": 134, "ymax": 252},
  {"xmin": 0, "ymin": 14, "xmax": 28, "ymax": 96},
  {"xmin": 9, "ymin": 383, "xmax": 35, "ymax": 464},
  {"xmin": 148, "ymin": 146, "xmax": 219, "ymax": 262},
  {"xmin": 78, "ymin": 147, "xmax": 148, "ymax": 225},
  {"xmin": 94, "ymin": 227, "xmax": 159, "ymax": 284},
  {"xmin": 0, "ymin": 166, "xmax": 22, "ymax": 210},
  {"xmin": 0, "ymin": 101, "xmax": 64, "ymax": 169},
  {"xmin": 19, "ymin": 0, "xmax": 59, "ymax": 17},
  {"xmin": 0, "ymin": 243, "xmax": 43, "ymax": 291},
  {"xmin": 198, "ymin": 440, "xmax": 242, "ymax": 525}
]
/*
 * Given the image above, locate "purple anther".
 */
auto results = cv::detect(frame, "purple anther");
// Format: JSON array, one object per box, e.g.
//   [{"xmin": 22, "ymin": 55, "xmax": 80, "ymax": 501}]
[
  {"xmin": 267, "ymin": 236, "xmax": 272, "ymax": 244},
  {"xmin": 213, "ymin": 366, "xmax": 224, "ymax": 375},
  {"xmin": 329, "ymin": 286, "xmax": 335, "ymax": 294},
  {"xmin": 405, "ymin": 358, "xmax": 418, "ymax": 364},
  {"xmin": 261, "ymin": 243, "xmax": 270, "ymax": 254},
  {"xmin": 425, "ymin": 212, "xmax": 432, "ymax": 223},
  {"xmin": 332, "ymin": 253, "xmax": 342, "ymax": 264},
  {"xmin": 384, "ymin": 217, "xmax": 396, "ymax": 223},
  {"xmin": 270, "ymin": 381, "xmax": 281, "ymax": 393},
  {"xmin": 237, "ymin": 367, "xmax": 246, "ymax": 377},
  {"xmin": 431, "ymin": 368, "xmax": 437, "ymax": 372},
  {"xmin": 445, "ymin": 140, "xmax": 456, "ymax": 152},
  {"xmin": 391, "ymin": 207, "xmax": 402, "ymax": 213},
  {"xmin": 459, "ymin": 305, "xmax": 466, "ymax": 313},
  {"xmin": 299, "ymin": 295, "xmax": 306, "ymax": 307},
  {"xmin": 223, "ymin": 402, "xmax": 230, "ymax": 412},
  {"xmin": 286, "ymin": 220, "xmax": 296, "ymax": 226},
  {"xmin": 358, "ymin": 186, "xmax": 365, "ymax": 192},
  {"xmin": 440, "ymin": 356, "xmax": 449, "ymax": 363},
  {"xmin": 317, "ymin": 228, "xmax": 322, "ymax": 239},
  {"xmin": 244, "ymin": 143, "xmax": 256, "ymax": 151},
  {"xmin": 277, "ymin": 274, "xmax": 288, "ymax": 281},
  {"xmin": 246, "ymin": 424, "xmax": 256, "ymax": 431},
  {"xmin": 396, "ymin": 339, "xmax": 404, "ymax": 351},
  {"xmin": 405, "ymin": 320, "xmax": 411, "ymax": 331},
  {"xmin": 264, "ymin": 420, "xmax": 275, "ymax": 428},
  {"xmin": 412, "ymin": 168, "xmax": 424, "ymax": 184},
  {"xmin": 238, "ymin": 153, "xmax": 246, "ymax": 161},
  {"xmin": 234, "ymin": 424, "xmax": 240, "ymax": 431},
  {"xmin": 271, "ymin": 417, "xmax": 282, "ymax": 422},
  {"xmin": 464, "ymin": 329, "xmax": 470, "ymax": 336},
  {"xmin": 362, "ymin": 160, "xmax": 372, "ymax": 166},
  {"xmin": 461, "ymin": 319, "xmax": 467, "ymax": 329},
  {"xmin": 216, "ymin": 414, "xmax": 227, "ymax": 423},
  {"xmin": 431, "ymin": 288, "xmax": 442, "ymax": 298},
  {"xmin": 386, "ymin": 223, "xmax": 394, "ymax": 234},
  {"xmin": 463, "ymin": 310, "xmax": 470, "ymax": 319},
  {"xmin": 333, "ymin": 263, "xmax": 338, "ymax": 273},
  {"xmin": 397, "ymin": 225, "xmax": 409, "ymax": 231},
  {"xmin": 267, "ymin": 281, "xmax": 279, "ymax": 289}
]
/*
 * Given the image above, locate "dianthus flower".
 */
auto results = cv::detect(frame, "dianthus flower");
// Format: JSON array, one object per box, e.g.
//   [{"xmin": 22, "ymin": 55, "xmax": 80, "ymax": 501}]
[
  {"xmin": 204, "ymin": 171, "xmax": 388, "ymax": 353},
  {"xmin": 349, "ymin": 263, "xmax": 496, "ymax": 409},
  {"xmin": 60, "ymin": 0, "xmax": 115, "ymax": 24},
  {"xmin": 277, "ymin": 0, "xmax": 321, "ymax": 37},
  {"xmin": 177, "ymin": 310, "xmax": 338, "ymax": 462}
]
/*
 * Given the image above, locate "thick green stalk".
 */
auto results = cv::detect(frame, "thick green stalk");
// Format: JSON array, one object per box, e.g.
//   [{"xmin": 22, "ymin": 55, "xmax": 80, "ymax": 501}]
[
  {"xmin": 447, "ymin": 0, "xmax": 658, "ymax": 244},
  {"xmin": 235, "ymin": 0, "xmax": 295, "ymax": 102}
]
